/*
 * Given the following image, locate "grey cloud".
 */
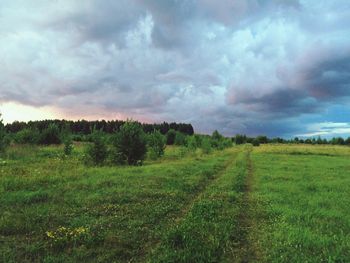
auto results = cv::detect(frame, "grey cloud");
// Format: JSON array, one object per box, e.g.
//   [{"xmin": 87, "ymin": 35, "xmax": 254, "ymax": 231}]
[
  {"xmin": 226, "ymin": 41, "xmax": 350, "ymax": 122},
  {"xmin": 47, "ymin": 0, "xmax": 144, "ymax": 46},
  {"xmin": 1, "ymin": 0, "xmax": 350, "ymax": 137},
  {"xmin": 304, "ymin": 56, "xmax": 350, "ymax": 100},
  {"xmin": 228, "ymin": 88, "xmax": 320, "ymax": 116}
]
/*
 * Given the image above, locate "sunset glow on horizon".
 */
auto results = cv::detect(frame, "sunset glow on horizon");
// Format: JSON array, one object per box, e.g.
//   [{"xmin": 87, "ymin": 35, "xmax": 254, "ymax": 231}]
[
  {"xmin": 0, "ymin": 102, "xmax": 137, "ymax": 125},
  {"xmin": 0, "ymin": 102, "xmax": 60, "ymax": 124}
]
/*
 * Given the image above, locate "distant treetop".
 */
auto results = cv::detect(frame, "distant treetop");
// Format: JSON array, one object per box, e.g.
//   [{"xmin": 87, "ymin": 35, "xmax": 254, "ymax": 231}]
[{"xmin": 5, "ymin": 119, "xmax": 194, "ymax": 136}]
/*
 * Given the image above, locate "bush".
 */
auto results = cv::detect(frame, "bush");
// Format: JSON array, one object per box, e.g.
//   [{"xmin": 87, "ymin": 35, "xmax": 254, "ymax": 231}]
[
  {"xmin": 166, "ymin": 129, "xmax": 176, "ymax": 145},
  {"xmin": 187, "ymin": 136, "xmax": 198, "ymax": 151},
  {"xmin": 194, "ymin": 134, "xmax": 202, "ymax": 147},
  {"xmin": 331, "ymin": 137, "xmax": 345, "ymax": 145},
  {"xmin": 222, "ymin": 138, "xmax": 233, "ymax": 148},
  {"xmin": 63, "ymin": 136, "xmax": 74, "ymax": 156},
  {"xmin": 14, "ymin": 128, "xmax": 40, "ymax": 144},
  {"xmin": 346, "ymin": 137, "xmax": 350, "ymax": 145},
  {"xmin": 38, "ymin": 124, "xmax": 62, "ymax": 145},
  {"xmin": 210, "ymin": 130, "xmax": 232, "ymax": 150},
  {"xmin": 256, "ymin": 135, "xmax": 268, "ymax": 144},
  {"xmin": 252, "ymin": 138, "xmax": 260, "ymax": 146},
  {"xmin": 0, "ymin": 115, "xmax": 9, "ymax": 155},
  {"xmin": 147, "ymin": 130, "xmax": 166, "ymax": 160},
  {"xmin": 72, "ymin": 134, "xmax": 85, "ymax": 142},
  {"xmin": 234, "ymin": 134, "xmax": 247, "ymax": 145},
  {"xmin": 85, "ymin": 131, "xmax": 108, "ymax": 165},
  {"xmin": 211, "ymin": 130, "xmax": 224, "ymax": 149},
  {"xmin": 174, "ymin": 132, "xmax": 187, "ymax": 146},
  {"xmin": 111, "ymin": 120, "xmax": 147, "ymax": 165},
  {"xmin": 200, "ymin": 137, "xmax": 212, "ymax": 154}
]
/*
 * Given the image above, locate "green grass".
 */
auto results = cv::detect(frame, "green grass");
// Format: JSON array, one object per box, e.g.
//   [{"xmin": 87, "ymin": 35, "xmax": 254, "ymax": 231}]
[
  {"xmin": 1, "ymin": 143, "xmax": 350, "ymax": 262},
  {"xmin": 149, "ymin": 146, "xmax": 250, "ymax": 262},
  {"xmin": 252, "ymin": 144, "xmax": 350, "ymax": 262},
  {"xmin": 0, "ymin": 144, "xmax": 239, "ymax": 262}
]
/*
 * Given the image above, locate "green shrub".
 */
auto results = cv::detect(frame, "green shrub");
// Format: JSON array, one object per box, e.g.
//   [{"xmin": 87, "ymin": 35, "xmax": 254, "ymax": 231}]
[
  {"xmin": 252, "ymin": 138, "xmax": 260, "ymax": 146},
  {"xmin": 38, "ymin": 124, "xmax": 61, "ymax": 145},
  {"xmin": 200, "ymin": 137, "xmax": 212, "ymax": 154},
  {"xmin": 111, "ymin": 120, "xmax": 147, "ymax": 165},
  {"xmin": 234, "ymin": 134, "xmax": 247, "ymax": 145},
  {"xmin": 147, "ymin": 130, "xmax": 166, "ymax": 160},
  {"xmin": 85, "ymin": 131, "xmax": 108, "ymax": 165},
  {"xmin": 194, "ymin": 134, "xmax": 202, "ymax": 147},
  {"xmin": 174, "ymin": 132, "xmax": 187, "ymax": 146},
  {"xmin": 14, "ymin": 128, "xmax": 40, "ymax": 144},
  {"xmin": 0, "ymin": 115, "xmax": 9, "ymax": 155},
  {"xmin": 222, "ymin": 138, "xmax": 233, "ymax": 148},
  {"xmin": 63, "ymin": 136, "xmax": 74, "ymax": 155},
  {"xmin": 166, "ymin": 129, "xmax": 176, "ymax": 145},
  {"xmin": 72, "ymin": 134, "xmax": 84, "ymax": 142},
  {"xmin": 256, "ymin": 135, "xmax": 268, "ymax": 144},
  {"xmin": 187, "ymin": 136, "xmax": 198, "ymax": 151},
  {"xmin": 210, "ymin": 130, "xmax": 232, "ymax": 150},
  {"xmin": 211, "ymin": 130, "xmax": 224, "ymax": 149},
  {"xmin": 346, "ymin": 137, "xmax": 350, "ymax": 145},
  {"xmin": 331, "ymin": 137, "xmax": 345, "ymax": 145}
]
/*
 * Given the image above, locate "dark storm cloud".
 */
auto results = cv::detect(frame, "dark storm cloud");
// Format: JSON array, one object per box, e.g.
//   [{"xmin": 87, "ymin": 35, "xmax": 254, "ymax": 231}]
[
  {"xmin": 226, "ymin": 44, "xmax": 350, "ymax": 123},
  {"xmin": 305, "ymin": 55, "xmax": 350, "ymax": 100},
  {"xmin": 1, "ymin": 0, "xmax": 350, "ymax": 137},
  {"xmin": 228, "ymin": 88, "xmax": 319, "ymax": 115}
]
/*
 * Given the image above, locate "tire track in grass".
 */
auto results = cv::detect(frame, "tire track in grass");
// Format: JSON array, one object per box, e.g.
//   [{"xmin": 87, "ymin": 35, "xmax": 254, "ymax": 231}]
[
  {"xmin": 147, "ymin": 147, "xmax": 245, "ymax": 262},
  {"xmin": 140, "ymin": 148, "xmax": 241, "ymax": 261},
  {"xmin": 230, "ymin": 146, "xmax": 261, "ymax": 263},
  {"xmin": 172, "ymin": 149, "xmax": 240, "ymax": 224}
]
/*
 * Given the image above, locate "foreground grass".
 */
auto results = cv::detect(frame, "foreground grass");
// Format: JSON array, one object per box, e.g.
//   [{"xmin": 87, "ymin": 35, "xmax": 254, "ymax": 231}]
[
  {"xmin": 149, "ymin": 146, "xmax": 251, "ymax": 262},
  {"xmin": 0, "ymin": 145, "xmax": 235, "ymax": 262},
  {"xmin": 252, "ymin": 144, "xmax": 350, "ymax": 262},
  {"xmin": 1, "ymin": 143, "xmax": 350, "ymax": 262}
]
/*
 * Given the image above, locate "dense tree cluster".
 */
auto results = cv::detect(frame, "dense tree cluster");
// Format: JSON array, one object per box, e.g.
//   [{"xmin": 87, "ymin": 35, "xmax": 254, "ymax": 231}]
[{"xmin": 5, "ymin": 119, "xmax": 194, "ymax": 136}]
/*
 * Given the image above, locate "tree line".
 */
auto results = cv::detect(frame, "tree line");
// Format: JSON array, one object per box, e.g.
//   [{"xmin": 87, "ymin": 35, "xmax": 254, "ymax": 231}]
[
  {"xmin": 233, "ymin": 134, "xmax": 350, "ymax": 146},
  {"xmin": 0, "ymin": 115, "xmax": 232, "ymax": 166},
  {"xmin": 1, "ymin": 115, "xmax": 349, "ymax": 166},
  {"xmin": 5, "ymin": 119, "xmax": 194, "ymax": 136}
]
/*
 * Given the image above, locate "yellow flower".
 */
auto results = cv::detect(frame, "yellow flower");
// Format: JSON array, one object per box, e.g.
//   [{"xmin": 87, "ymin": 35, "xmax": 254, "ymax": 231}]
[{"xmin": 46, "ymin": 231, "xmax": 54, "ymax": 238}]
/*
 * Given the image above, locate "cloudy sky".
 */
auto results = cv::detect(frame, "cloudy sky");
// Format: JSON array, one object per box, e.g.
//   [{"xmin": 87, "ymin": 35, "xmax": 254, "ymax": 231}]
[{"xmin": 1, "ymin": 0, "xmax": 350, "ymax": 137}]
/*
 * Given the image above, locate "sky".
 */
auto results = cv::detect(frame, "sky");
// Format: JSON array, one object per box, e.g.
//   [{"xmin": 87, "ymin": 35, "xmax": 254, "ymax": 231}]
[{"xmin": 0, "ymin": 0, "xmax": 350, "ymax": 138}]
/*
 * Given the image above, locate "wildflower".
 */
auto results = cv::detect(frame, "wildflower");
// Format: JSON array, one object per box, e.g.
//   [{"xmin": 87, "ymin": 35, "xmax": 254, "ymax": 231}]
[{"xmin": 46, "ymin": 231, "xmax": 54, "ymax": 238}]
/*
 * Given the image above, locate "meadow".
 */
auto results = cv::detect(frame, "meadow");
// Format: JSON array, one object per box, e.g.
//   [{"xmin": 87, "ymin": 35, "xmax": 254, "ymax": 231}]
[{"xmin": 1, "ymin": 144, "xmax": 349, "ymax": 262}]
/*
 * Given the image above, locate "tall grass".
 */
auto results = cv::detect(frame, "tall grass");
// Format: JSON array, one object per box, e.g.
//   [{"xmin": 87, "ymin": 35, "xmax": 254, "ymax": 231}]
[
  {"xmin": 1, "ymin": 143, "xmax": 349, "ymax": 262},
  {"xmin": 0, "ymin": 144, "xmax": 234, "ymax": 262},
  {"xmin": 252, "ymin": 144, "xmax": 350, "ymax": 262}
]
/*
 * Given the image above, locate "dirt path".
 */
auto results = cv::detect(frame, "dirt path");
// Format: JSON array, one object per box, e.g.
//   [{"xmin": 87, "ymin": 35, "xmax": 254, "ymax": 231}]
[
  {"xmin": 142, "ymin": 150, "xmax": 240, "ymax": 261},
  {"xmin": 173, "ymin": 151, "xmax": 239, "ymax": 224},
  {"xmin": 231, "ymin": 148, "xmax": 261, "ymax": 263}
]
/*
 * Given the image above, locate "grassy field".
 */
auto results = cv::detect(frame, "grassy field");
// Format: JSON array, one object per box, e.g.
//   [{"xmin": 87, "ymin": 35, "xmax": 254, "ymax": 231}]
[
  {"xmin": 252, "ymin": 145, "xmax": 350, "ymax": 262},
  {"xmin": 1, "ymin": 144, "xmax": 349, "ymax": 262}
]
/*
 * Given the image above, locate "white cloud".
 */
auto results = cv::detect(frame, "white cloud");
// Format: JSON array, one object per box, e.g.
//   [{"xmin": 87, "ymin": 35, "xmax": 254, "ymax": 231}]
[{"xmin": 297, "ymin": 122, "xmax": 350, "ymax": 138}]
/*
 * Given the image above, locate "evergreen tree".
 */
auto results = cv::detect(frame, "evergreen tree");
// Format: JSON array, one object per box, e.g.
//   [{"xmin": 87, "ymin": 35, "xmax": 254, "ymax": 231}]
[
  {"xmin": 85, "ymin": 131, "xmax": 108, "ymax": 165},
  {"xmin": 111, "ymin": 120, "xmax": 147, "ymax": 165}
]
